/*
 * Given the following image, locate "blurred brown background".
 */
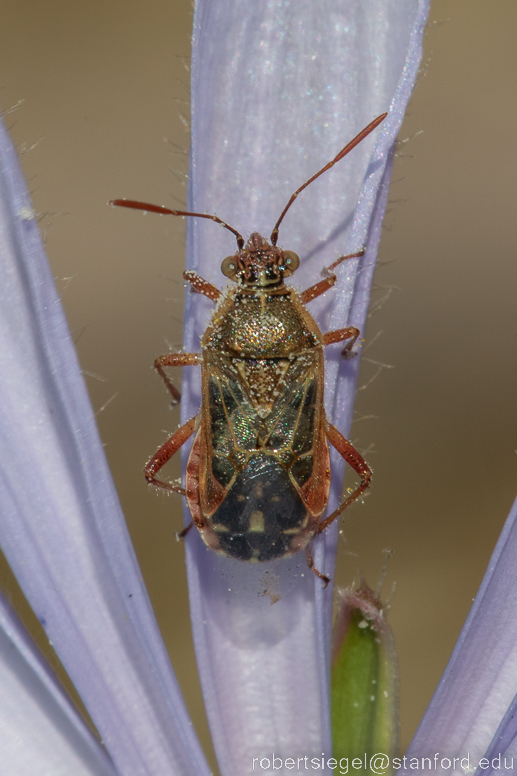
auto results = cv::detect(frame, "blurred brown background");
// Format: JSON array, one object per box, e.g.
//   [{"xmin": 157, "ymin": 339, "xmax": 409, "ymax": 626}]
[{"xmin": 1, "ymin": 0, "xmax": 516, "ymax": 761}]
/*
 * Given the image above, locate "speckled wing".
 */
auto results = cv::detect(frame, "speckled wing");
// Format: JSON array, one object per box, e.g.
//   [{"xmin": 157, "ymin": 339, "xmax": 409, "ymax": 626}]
[{"xmin": 198, "ymin": 348, "xmax": 330, "ymax": 535}]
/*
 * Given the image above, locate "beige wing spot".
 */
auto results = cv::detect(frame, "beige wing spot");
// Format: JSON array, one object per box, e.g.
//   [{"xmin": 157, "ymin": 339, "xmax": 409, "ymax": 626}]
[
  {"xmin": 249, "ymin": 511, "xmax": 265, "ymax": 533},
  {"xmin": 212, "ymin": 524, "xmax": 230, "ymax": 533}
]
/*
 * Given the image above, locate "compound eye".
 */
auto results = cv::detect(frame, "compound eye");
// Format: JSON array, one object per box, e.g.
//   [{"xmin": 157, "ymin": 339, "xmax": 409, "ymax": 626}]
[
  {"xmin": 221, "ymin": 255, "xmax": 238, "ymax": 279},
  {"xmin": 282, "ymin": 250, "xmax": 300, "ymax": 274}
]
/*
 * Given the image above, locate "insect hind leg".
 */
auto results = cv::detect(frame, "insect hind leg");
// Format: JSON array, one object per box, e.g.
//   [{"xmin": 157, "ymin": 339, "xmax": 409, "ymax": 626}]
[
  {"xmin": 317, "ymin": 423, "xmax": 372, "ymax": 534},
  {"xmin": 176, "ymin": 521, "xmax": 194, "ymax": 542},
  {"xmin": 305, "ymin": 545, "xmax": 331, "ymax": 588}
]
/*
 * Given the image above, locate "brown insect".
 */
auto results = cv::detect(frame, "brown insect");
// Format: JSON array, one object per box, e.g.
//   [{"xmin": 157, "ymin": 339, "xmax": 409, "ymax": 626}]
[{"xmin": 111, "ymin": 112, "xmax": 385, "ymax": 585}]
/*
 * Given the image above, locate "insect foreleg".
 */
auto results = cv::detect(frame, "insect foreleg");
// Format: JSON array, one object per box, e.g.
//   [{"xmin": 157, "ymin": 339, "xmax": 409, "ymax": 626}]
[
  {"xmin": 144, "ymin": 415, "xmax": 197, "ymax": 492},
  {"xmin": 183, "ymin": 270, "xmax": 221, "ymax": 302},
  {"xmin": 323, "ymin": 326, "xmax": 360, "ymax": 358},
  {"xmin": 317, "ymin": 423, "xmax": 372, "ymax": 534},
  {"xmin": 300, "ymin": 249, "xmax": 365, "ymax": 304},
  {"xmin": 154, "ymin": 352, "xmax": 202, "ymax": 405}
]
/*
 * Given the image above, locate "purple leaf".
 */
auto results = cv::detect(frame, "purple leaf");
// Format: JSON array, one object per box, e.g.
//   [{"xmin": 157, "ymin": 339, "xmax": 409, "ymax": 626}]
[
  {"xmin": 0, "ymin": 590, "xmax": 116, "ymax": 775},
  {"xmin": 0, "ymin": 109, "xmax": 209, "ymax": 775},
  {"xmin": 181, "ymin": 2, "xmax": 430, "ymax": 774},
  {"xmin": 404, "ymin": 494, "xmax": 517, "ymax": 768}
]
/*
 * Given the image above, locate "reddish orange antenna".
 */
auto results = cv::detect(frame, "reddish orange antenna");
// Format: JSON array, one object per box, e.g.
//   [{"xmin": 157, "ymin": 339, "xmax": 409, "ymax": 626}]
[
  {"xmin": 109, "ymin": 199, "xmax": 245, "ymax": 250},
  {"xmin": 269, "ymin": 112, "xmax": 388, "ymax": 246}
]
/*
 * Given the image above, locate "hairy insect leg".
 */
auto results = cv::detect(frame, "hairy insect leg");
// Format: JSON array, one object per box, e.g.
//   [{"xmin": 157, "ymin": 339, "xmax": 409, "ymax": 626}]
[
  {"xmin": 317, "ymin": 423, "xmax": 372, "ymax": 534},
  {"xmin": 176, "ymin": 521, "xmax": 194, "ymax": 542},
  {"xmin": 154, "ymin": 352, "xmax": 201, "ymax": 405},
  {"xmin": 323, "ymin": 326, "xmax": 360, "ymax": 358},
  {"xmin": 183, "ymin": 270, "xmax": 221, "ymax": 302},
  {"xmin": 144, "ymin": 415, "xmax": 197, "ymax": 492},
  {"xmin": 300, "ymin": 249, "xmax": 365, "ymax": 304},
  {"xmin": 305, "ymin": 545, "xmax": 330, "ymax": 588}
]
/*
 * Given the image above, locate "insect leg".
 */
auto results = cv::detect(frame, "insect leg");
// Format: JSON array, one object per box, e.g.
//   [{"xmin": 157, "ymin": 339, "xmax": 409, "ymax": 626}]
[
  {"xmin": 300, "ymin": 249, "xmax": 365, "ymax": 304},
  {"xmin": 144, "ymin": 415, "xmax": 197, "ymax": 492},
  {"xmin": 323, "ymin": 326, "xmax": 360, "ymax": 358},
  {"xmin": 305, "ymin": 545, "xmax": 331, "ymax": 588},
  {"xmin": 183, "ymin": 270, "xmax": 221, "ymax": 302},
  {"xmin": 176, "ymin": 521, "xmax": 194, "ymax": 541},
  {"xmin": 154, "ymin": 352, "xmax": 201, "ymax": 405},
  {"xmin": 317, "ymin": 423, "xmax": 372, "ymax": 534}
]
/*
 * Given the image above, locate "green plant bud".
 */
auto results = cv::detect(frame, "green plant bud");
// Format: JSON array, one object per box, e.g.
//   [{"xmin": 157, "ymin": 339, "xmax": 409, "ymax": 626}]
[{"xmin": 331, "ymin": 581, "xmax": 399, "ymax": 773}]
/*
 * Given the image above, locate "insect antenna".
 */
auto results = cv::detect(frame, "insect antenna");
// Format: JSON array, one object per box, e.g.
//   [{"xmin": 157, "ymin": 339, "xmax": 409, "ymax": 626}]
[
  {"xmin": 109, "ymin": 199, "xmax": 245, "ymax": 249},
  {"xmin": 270, "ymin": 112, "xmax": 388, "ymax": 246}
]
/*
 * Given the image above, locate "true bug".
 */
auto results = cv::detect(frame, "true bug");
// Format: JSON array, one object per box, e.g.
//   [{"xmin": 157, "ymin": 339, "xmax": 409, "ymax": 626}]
[{"xmin": 111, "ymin": 112, "xmax": 385, "ymax": 584}]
